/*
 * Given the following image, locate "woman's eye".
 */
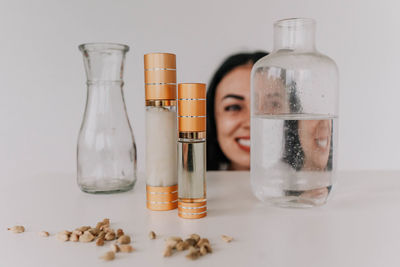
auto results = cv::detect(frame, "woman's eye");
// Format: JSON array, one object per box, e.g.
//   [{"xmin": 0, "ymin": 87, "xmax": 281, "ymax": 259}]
[{"xmin": 224, "ymin": 104, "xmax": 242, "ymax": 112}]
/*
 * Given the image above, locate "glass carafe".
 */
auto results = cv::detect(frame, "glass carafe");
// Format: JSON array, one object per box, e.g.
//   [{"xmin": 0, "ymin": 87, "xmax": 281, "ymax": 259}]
[
  {"xmin": 250, "ymin": 18, "xmax": 339, "ymax": 207},
  {"xmin": 77, "ymin": 43, "xmax": 137, "ymax": 193}
]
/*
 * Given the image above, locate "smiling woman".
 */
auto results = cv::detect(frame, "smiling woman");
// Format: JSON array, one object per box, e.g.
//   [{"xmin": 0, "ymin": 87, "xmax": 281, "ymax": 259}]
[{"xmin": 207, "ymin": 52, "xmax": 268, "ymax": 170}]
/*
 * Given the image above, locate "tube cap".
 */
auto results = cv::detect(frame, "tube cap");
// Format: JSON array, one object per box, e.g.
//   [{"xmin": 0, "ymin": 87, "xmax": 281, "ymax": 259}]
[
  {"xmin": 146, "ymin": 185, "xmax": 178, "ymax": 211},
  {"xmin": 178, "ymin": 200, "xmax": 207, "ymax": 219},
  {"xmin": 178, "ymin": 83, "xmax": 206, "ymax": 132},
  {"xmin": 144, "ymin": 53, "xmax": 176, "ymax": 101}
]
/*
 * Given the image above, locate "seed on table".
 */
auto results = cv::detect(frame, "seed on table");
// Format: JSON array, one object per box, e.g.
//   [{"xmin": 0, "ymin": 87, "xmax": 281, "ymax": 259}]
[
  {"xmin": 105, "ymin": 232, "xmax": 116, "ymax": 241},
  {"xmin": 116, "ymin": 229, "xmax": 124, "ymax": 238},
  {"xmin": 79, "ymin": 231, "xmax": 94, "ymax": 242},
  {"xmin": 7, "ymin": 225, "xmax": 25, "ymax": 234},
  {"xmin": 111, "ymin": 243, "xmax": 120, "ymax": 253},
  {"xmin": 203, "ymin": 243, "xmax": 213, "ymax": 253},
  {"xmin": 176, "ymin": 241, "xmax": 189, "ymax": 251},
  {"xmin": 148, "ymin": 230, "xmax": 156, "ymax": 240},
  {"xmin": 186, "ymin": 246, "xmax": 200, "ymax": 260},
  {"xmin": 190, "ymin": 234, "xmax": 200, "ymax": 242},
  {"xmin": 197, "ymin": 238, "xmax": 209, "ymax": 247},
  {"xmin": 221, "ymin": 234, "xmax": 233, "ymax": 243},
  {"xmin": 163, "ymin": 245, "xmax": 173, "ymax": 257},
  {"xmin": 100, "ymin": 251, "xmax": 115, "ymax": 261},
  {"xmin": 57, "ymin": 232, "xmax": 69, "ymax": 242},
  {"xmin": 200, "ymin": 245, "xmax": 207, "ymax": 256},
  {"xmin": 77, "ymin": 226, "xmax": 91, "ymax": 232},
  {"xmin": 39, "ymin": 231, "xmax": 49, "ymax": 237},
  {"xmin": 89, "ymin": 228, "xmax": 100, "ymax": 236},
  {"xmin": 70, "ymin": 233, "xmax": 79, "ymax": 242},
  {"xmin": 118, "ymin": 235, "xmax": 131, "ymax": 244},
  {"xmin": 97, "ymin": 231, "xmax": 106, "ymax": 240},
  {"xmin": 120, "ymin": 244, "xmax": 134, "ymax": 253},
  {"xmin": 96, "ymin": 238, "xmax": 104, "ymax": 246},
  {"xmin": 72, "ymin": 230, "xmax": 83, "ymax": 236},
  {"xmin": 166, "ymin": 236, "xmax": 182, "ymax": 242},
  {"xmin": 184, "ymin": 238, "xmax": 197, "ymax": 247}
]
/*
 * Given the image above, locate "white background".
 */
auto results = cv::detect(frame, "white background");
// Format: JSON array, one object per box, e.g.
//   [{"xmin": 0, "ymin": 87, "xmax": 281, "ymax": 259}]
[{"xmin": 0, "ymin": 0, "xmax": 399, "ymax": 177}]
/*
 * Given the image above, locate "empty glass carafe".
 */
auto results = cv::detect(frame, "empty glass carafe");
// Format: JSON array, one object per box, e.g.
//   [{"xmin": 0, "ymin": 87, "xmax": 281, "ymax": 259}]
[{"xmin": 77, "ymin": 43, "xmax": 137, "ymax": 193}]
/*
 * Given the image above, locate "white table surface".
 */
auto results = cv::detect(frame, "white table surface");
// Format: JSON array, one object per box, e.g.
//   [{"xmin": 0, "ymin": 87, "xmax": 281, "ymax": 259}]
[{"xmin": 1, "ymin": 171, "xmax": 399, "ymax": 267}]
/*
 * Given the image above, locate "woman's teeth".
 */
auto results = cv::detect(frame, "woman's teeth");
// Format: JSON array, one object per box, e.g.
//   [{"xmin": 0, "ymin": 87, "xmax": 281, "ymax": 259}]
[
  {"xmin": 238, "ymin": 138, "xmax": 250, "ymax": 147},
  {"xmin": 315, "ymin": 138, "xmax": 328, "ymax": 148}
]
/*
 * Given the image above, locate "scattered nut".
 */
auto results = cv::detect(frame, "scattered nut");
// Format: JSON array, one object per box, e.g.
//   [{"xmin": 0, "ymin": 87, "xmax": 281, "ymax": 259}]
[
  {"xmin": 166, "ymin": 236, "xmax": 182, "ymax": 242},
  {"xmin": 116, "ymin": 229, "xmax": 124, "ymax": 238},
  {"xmin": 39, "ymin": 231, "xmax": 49, "ymax": 237},
  {"xmin": 176, "ymin": 240, "xmax": 189, "ymax": 251},
  {"xmin": 149, "ymin": 230, "xmax": 156, "ymax": 240},
  {"xmin": 105, "ymin": 232, "xmax": 116, "ymax": 241},
  {"xmin": 79, "ymin": 231, "xmax": 94, "ymax": 242},
  {"xmin": 57, "ymin": 232, "xmax": 69, "ymax": 242},
  {"xmin": 72, "ymin": 230, "xmax": 83, "ymax": 236},
  {"xmin": 77, "ymin": 226, "xmax": 91, "ymax": 232},
  {"xmin": 185, "ymin": 238, "xmax": 197, "ymax": 247},
  {"xmin": 120, "ymin": 244, "xmax": 134, "ymax": 253},
  {"xmin": 111, "ymin": 243, "xmax": 120, "ymax": 253},
  {"xmin": 163, "ymin": 245, "xmax": 174, "ymax": 257},
  {"xmin": 7, "ymin": 225, "xmax": 25, "ymax": 234},
  {"xmin": 96, "ymin": 238, "xmax": 104, "ymax": 246},
  {"xmin": 118, "ymin": 235, "xmax": 131, "ymax": 244},
  {"xmin": 70, "ymin": 233, "xmax": 79, "ymax": 242},
  {"xmin": 200, "ymin": 245, "xmax": 207, "ymax": 256},
  {"xmin": 165, "ymin": 239, "xmax": 179, "ymax": 249},
  {"xmin": 97, "ymin": 231, "xmax": 106, "ymax": 240},
  {"xmin": 100, "ymin": 251, "xmax": 115, "ymax": 261},
  {"xmin": 221, "ymin": 235, "xmax": 233, "ymax": 243},
  {"xmin": 89, "ymin": 228, "xmax": 100, "ymax": 236},
  {"xmin": 203, "ymin": 243, "xmax": 213, "ymax": 253},
  {"xmin": 197, "ymin": 238, "xmax": 209, "ymax": 247},
  {"xmin": 186, "ymin": 246, "xmax": 200, "ymax": 260},
  {"xmin": 190, "ymin": 234, "xmax": 200, "ymax": 242}
]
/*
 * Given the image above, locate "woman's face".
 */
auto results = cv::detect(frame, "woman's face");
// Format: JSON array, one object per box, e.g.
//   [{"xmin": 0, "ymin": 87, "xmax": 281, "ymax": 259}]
[
  {"xmin": 298, "ymin": 119, "xmax": 332, "ymax": 170},
  {"xmin": 214, "ymin": 65, "xmax": 252, "ymax": 170}
]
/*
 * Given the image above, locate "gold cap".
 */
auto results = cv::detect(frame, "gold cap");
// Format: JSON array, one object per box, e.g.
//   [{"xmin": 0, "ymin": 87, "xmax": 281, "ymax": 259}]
[
  {"xmin": 178, "ymin": 200, "xmax": 207, "ymax": 219},
  {"xmin": 178, "ymin": 83, "xmax": 206, "ymax": 132},
  {"xmin": 144, "ymin": 53, "xmax": 176, "ymax": 101},
  {"xmin": 146, "ymin": 185, "xmax": 178, "ymax": 211}
]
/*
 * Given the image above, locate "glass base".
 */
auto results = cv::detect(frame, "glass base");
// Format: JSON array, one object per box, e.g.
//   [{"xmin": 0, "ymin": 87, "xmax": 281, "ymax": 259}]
[
  {"xmin": 256, "ymin": 186, "xmax": 332, "ymax": 208},
  {"xmin": 78, "ymin": 178, "xmax": 136, "ymax": 194}
]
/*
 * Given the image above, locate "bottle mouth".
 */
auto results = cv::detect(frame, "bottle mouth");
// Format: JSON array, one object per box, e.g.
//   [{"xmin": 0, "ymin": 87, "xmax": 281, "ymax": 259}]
[
  {"xmin": 78, "ymin": 42, "xmax": 130, "ymax": 52},
  {"xmin": 274, "ymin": 18, "xmax": 315, "ymax": 28}
]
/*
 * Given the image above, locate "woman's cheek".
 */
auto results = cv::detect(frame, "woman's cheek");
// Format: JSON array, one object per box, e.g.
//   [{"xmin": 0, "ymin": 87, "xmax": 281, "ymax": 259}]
[{"xmin": 217, "ymin": 113, "xmax": 239, "ymax": 139}]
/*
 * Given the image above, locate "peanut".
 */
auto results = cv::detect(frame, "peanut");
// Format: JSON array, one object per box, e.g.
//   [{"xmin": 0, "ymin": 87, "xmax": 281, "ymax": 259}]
[
  {"xmin": 105, "ymin": 232, "xmax": 116, "ymax": 241},
  {"xmin": 148, "ymin": 230, "xmax": 156, "ymax": 240},
  {"xmin": 96, "ymin": 238, "xmax": 104, "ymax": 246},
  {"xmin": 57, "ymin": 232, "xmax": 69, "ymax": 242},
  {"xmin": 7, "ymin": 225, "xmax": 25, "ymax": 233},
  {"xmin": 176, "ymin": 240, "xmax": 189, "ymax": 251},
  {"xmin": 163, "ymin": 245, "xmax": 173, "ymax": 257},
  {"xmin": 186, "ymin": 246, "xmax": 200, "ymax": 260},
  {"xmin": 111, "ymin": 243, "xmax": 120, "ymax": 253},
  {"xmin": 79, "ymin": 231, "xmax": 94, "ymax": 242},
  {"xmin": 116, "ymin": 229, "xmax": 124, "ymax": 238},
  {"xmin": 120, "ymin": 244, "xmax": 134, "ymax": 253},
  {"xmin": 221, "ymin": 234, "xmax": 233, "ymax": 243},
  {"xmin": 70, "ymin": 233, "xmax": 79, "ymax": 242},
  {"xmin": 197, "ymin": 238, "xmax": 209, "ymax": 247},
  {"xmin": 39, "ymin": 231, "xmax": 49, "ymax": 237},
  {"xmin": 190, "ymin": 234, "xmax": 200, "ymax": 243},
  {"xmin": 100, "ymin": 251, "xmax": 115, "ymax": 261},
  {"xmin": 118, "ymin": 235, "xmax": 131, "ymax": 244}
]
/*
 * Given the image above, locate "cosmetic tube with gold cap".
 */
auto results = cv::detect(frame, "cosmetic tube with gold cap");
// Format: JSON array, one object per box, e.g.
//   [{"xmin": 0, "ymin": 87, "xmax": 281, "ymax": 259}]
[
  {"xmin": 144, "ymin": 53, "xmax": 178, "ymax": 211},
  {"xmin": 177, "ymin": 83, "xmax": 207, "ymax": 219}
]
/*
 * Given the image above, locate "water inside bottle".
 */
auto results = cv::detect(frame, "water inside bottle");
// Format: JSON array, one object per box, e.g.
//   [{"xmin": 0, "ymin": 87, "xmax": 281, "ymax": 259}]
[{"xmin": 251, "ymin": 114, "xmax": 337, "ymax": 207}]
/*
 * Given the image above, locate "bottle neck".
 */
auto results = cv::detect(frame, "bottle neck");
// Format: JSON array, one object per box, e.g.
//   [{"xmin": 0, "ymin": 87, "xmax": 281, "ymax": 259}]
[{"xmin": 273, "ymin": 18, "xmax": 316, "ymax": 52}]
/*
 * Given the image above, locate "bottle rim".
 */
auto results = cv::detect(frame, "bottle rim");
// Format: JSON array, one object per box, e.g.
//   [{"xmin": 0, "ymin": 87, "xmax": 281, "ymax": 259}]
[
  {"xmin": 78, "ymin": 42, "xmax": 129, "ymax": 52},
  {"xmin": 274, "ymin": 18, "xmax": 316, "ymax": 28}
]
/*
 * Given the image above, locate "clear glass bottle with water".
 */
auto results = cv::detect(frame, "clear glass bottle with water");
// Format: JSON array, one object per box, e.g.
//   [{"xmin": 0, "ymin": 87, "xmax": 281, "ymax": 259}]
[
  {"xmin": 250, "ymin": 18, "xmax": 339, "ymax": 207},
  {"xmin": 77, "ymin": 43, "xmax": 137, "ymax": 193}
]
